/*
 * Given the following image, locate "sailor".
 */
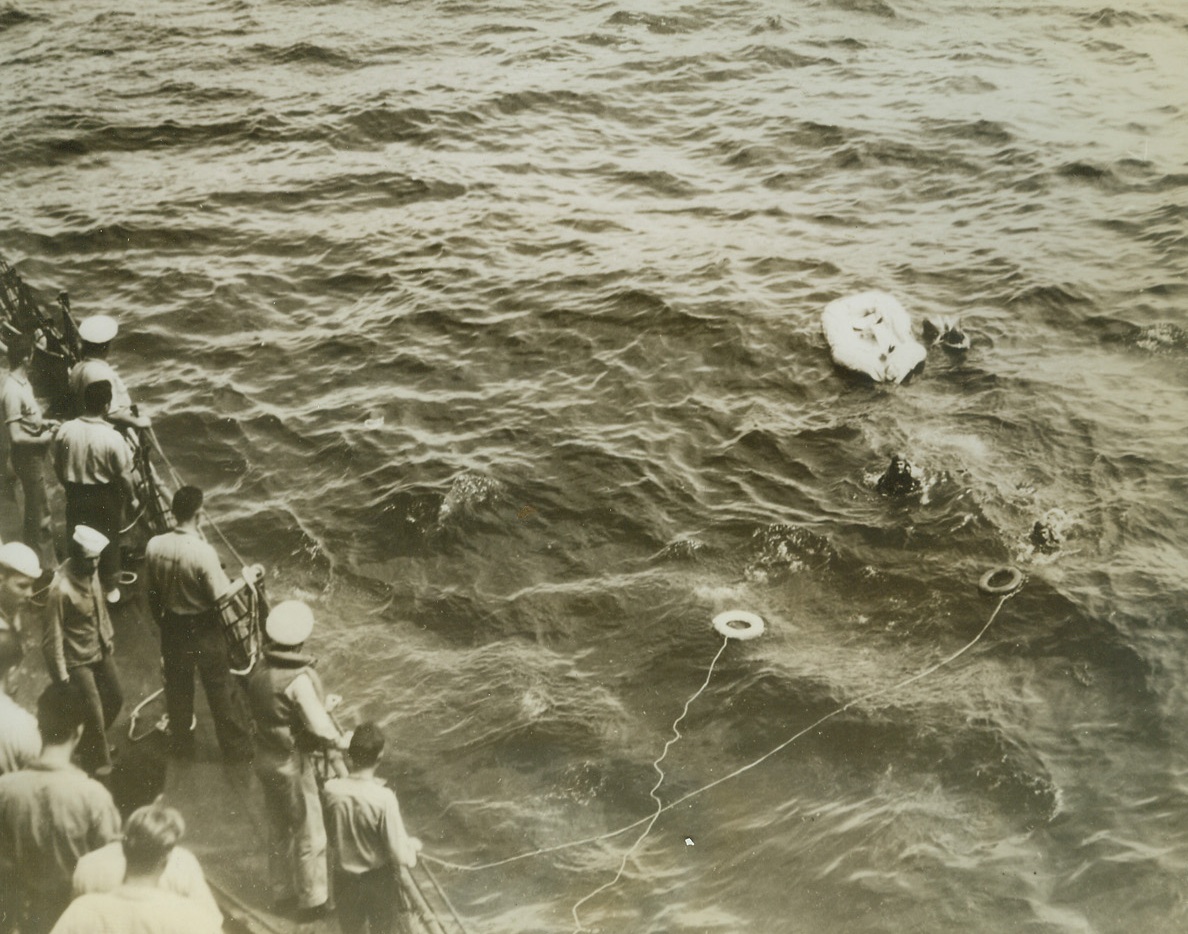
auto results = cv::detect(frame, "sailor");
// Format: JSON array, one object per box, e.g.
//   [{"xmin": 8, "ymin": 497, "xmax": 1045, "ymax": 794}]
[
  {"xmin": 51, "ymin": 380, "xmax": 137, "ymax": 604},
  {"xmin": 68, "ymin": 315, "xmax": 150, "ymax": 430},
  {"xmin": 876, "ymin": 453, "xmax": 922, "ymax": 497},
  {"xmin": 144, "ymin": 485, "xmax": 254, "ymax": 762},
  {"xmin": 69, "ymin": 798, "xmax": 223, "ymax": 932},
  {"xmin": 323, "ymin": 722, "xmax": 422, "ymax": 934},
  {"xmin": 1030, "ymin": 520, "xmax": 1061, "ymax": 554},
  {"xmin": 0, "ymin": 680, "xmax": 122, "ymax": 934},
  {"xmin": 245, "ymin": 600, "xmax": 350, "ymax": 922},
  {"xmin": 0, "ymin": 540, "xmax": 42, "ymax": 646},
  {"xmin": 0, "ymin": 542, "xmax": 44, "ymax": 777},
  {"xmin": 42, "ymin": 525, "xmax": 124, "ymax": 777},
  {"xmin": 0, "ymin": 630, "xmax": 40, "ymax": 777},
  {"xmin": 52, "ymin": 800, "xmax": 221, "ymax": 934},
  {"xmin": 2, "ymin": 334, "xmax": 59, "ymax": 571}
]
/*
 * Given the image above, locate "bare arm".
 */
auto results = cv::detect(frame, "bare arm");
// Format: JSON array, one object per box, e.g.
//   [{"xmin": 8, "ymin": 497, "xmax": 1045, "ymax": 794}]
[
  {"xmin": 382, "ymin": 791, "xmax": 421, "ymax": 868},
  {"xmin": 288, "ymin": 675, "xmax": 348, "ymax": 748},
  {"xmin": 42, "ymin": 589, "xmax": 69, "ymax": 683}
]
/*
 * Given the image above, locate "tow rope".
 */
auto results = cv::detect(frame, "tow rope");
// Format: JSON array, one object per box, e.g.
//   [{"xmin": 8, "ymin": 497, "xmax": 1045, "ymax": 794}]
[{"xmin": 424, "ymin": 567, "xmax": 1025, "ymax": 934}]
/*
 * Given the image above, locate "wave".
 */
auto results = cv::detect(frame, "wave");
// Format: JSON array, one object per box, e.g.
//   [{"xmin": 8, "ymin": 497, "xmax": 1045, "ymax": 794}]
[
  {"xmin": 827, "ymin": 0, "xmax": 898, "ymax": 18},
  {"xmin": 1076, "ymin": 8, "xmax": 1150, "ymax": 28},
  {"xmin": 0, "ymin": 5, "xmax": 36, "ymax": 31},
  {"xmin": 606, "ymin": 10, "xmax": 699, "ymax": 34},
  {"xmin": 248, "ymin": 40, "xmax": 359, "ymax": 68}
]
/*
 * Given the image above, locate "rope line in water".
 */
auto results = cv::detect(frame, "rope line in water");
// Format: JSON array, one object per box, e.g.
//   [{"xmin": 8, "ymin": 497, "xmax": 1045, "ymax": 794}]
[
  {"xmin": 147, "ymin": 427, "xmax": 248, "ymax": 567},
  {"xmin": 569, "ymin": 635, "xmax": 730, "ymax": 933},
  {"xmin": 421, "ymin": 590, "xmax": 1016, "ymax": 879}
]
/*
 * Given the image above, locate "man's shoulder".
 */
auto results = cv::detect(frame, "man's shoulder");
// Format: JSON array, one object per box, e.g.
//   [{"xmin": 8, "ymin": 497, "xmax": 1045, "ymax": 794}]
[
  {"xmin": 2, "ymin": 761, "xmax": 114, "ymax": 800},
  {"xmin": 53, "ymin": 766, "xmax": 116, "ymax": 801},
  {"xmin": 146, "ymin": 531, "xmax": 217, "ymax": 562},
  {"xmin": 144, "ymin": 532, "xmax": 171, "ymax": 556},
  {"xmin": 74, "ymin": 359, "xmax": 115, "ymax": 380},
  {"xmin": 324, "ymin": 775, "xmax": 396, "ymax": 806},
  {"xmin": 0, "ymin": 693, "xmax": 38, "ymax": 732}
]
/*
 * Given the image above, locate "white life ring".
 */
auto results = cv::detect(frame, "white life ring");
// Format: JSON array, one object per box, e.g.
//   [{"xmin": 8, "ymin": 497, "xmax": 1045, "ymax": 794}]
[
  {"xmin": 821, "ymin": 291, "xmax": 926, "ymax": 383},
  {"xmin": 712, "ymin": 610, "xmax": 765, "ymax": 641},
  {"xmin": 978, "ymin": 566, "xmax": 1023, "ymax": 596}
]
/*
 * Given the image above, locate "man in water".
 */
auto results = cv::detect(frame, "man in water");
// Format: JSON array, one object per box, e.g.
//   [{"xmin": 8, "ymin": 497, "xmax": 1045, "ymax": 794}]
[
  {"xmin": 144, "ymin": 485, "xmax": 254, "ymax": 762},
  {"xmin": 1030, "ymin": 520, "xmax": 1061, "ymax": 553},
  {"xmin": 2, "ymin": 334, "xmax": 59, "ymax": 571},
  {"xmin": 68, "ymin": 315, "xmax": 150, "ymax": 431},
  {"xmin": 246, "ymin": 600, "xmax": 350, "ymax": 921},
  {"xmin": 42, "ymin": 526, "xmax": 123, "ymax": 777},
  {"xmin": 51, "ymin": 380, "xmax": 137, "ymax": 604},
  {"xmin": 876, "ymin": 453, "xmax": 922, "ymax": 497}
]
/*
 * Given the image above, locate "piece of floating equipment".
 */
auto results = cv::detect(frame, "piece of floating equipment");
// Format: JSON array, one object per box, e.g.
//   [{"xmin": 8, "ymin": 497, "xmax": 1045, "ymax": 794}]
[
  {"xmin": 978, "ymin": 566, "xmax": 1024, "ymax": 596},
  {"xmin": 713, "ymin": 610, "xmax": 765, "ymax": 641},
  {"xmin": 821, "ymin": 291, "xmax": 926, "ymax": 383}
]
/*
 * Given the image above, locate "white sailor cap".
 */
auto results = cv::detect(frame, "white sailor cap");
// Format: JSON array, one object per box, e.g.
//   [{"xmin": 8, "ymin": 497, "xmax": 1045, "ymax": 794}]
[
  {"xmin": 78, "ymin": 315, "xmax": 119, "ymax": 344},
  {"xmin": 266, "ymin": 600, "xmax": 315, "ymax": 646},
  {"xmin": 72, "ymin": 525, "xmax": 110, "ymax": 558},
  {"xmin": 0, "ymin": 542, "xmax": 42, "ymax": 579}
]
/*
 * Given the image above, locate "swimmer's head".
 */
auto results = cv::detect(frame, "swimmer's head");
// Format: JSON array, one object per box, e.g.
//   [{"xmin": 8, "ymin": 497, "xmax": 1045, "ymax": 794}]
[
  {"xmin": 1030, "ymin": 521, "xmax": 1061, "ymax": 552},
  {"xmin": 888, "ymin": 453, "xmax": 911, "ymax": 475}
]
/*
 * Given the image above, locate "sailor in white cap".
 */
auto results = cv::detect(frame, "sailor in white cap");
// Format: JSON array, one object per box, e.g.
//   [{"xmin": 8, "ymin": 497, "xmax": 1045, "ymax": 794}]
[
  {"xmin": 245, "ymin": 600, "xmax": 349, "ymax": 919},
  {"xmin": 68, "ymin": 314, "xmax": 150, "ymax": 430},
  {"xmin": 0, "ymin": 541, "xmax": 43, "ymax": 774},
  {"xmin": 43, "ymin": 525, "xmax": 123, "ymax": 776},
  {"xmin": 0, "ymin": 541, "xmax": 42, "ymax": 635},
  {"xmin": 51, "ymin": 379, "xmax": 138, "ymax": 604},
  {"xmin": 2, "ymin": 334, "xmax": 59, "ymax": 571}
]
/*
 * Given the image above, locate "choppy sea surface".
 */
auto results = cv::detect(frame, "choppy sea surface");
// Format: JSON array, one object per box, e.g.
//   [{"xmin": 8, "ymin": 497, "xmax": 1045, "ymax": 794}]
[{"xmin": 3, "ymin": 0, "xmax": 1188, "ymax": 931}]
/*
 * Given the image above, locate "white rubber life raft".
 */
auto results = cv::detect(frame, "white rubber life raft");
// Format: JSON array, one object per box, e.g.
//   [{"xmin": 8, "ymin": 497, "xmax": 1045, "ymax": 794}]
[{"xmin": 821, "ymin": 291, "xmax": 926, "ymax": 384}]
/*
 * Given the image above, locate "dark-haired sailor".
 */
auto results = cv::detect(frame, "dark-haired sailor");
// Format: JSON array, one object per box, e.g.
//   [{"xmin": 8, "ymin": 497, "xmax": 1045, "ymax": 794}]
[
  {"xmin": 51, "ymin": 380, "xmax": 137, "ymax": 604},
  {"xmin": 246, "ymin": 600, "xmax": 350, "ymax": 921},
  {"xmin": 42, "ymin": 526, "xmax": 124, "ymax": 777},
  {"xmin": 144, "ymin": 486, "xmax": 254, "ymax": 762},
  {"xmin": 3, "ymin": 334, "xmax": 59, "ymax": 570},
  {"xmin": 324, "ymin": 723, "xmax": 421, "ymax": 934},
  {"xmin": 68, "ymin": 315, "xmax": 150, "ymax": 431},
  {"xmin": 0, "ymin": 681, "xmax": 121, "ymax": 934},
  {"xmin": 876, "ymin": 453, "xmax": 922, "ymax": 497}
]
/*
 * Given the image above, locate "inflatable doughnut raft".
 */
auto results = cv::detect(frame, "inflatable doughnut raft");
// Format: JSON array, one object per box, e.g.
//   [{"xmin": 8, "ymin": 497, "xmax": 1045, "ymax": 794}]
[{"xmin": 821, "ymin": 291, "xmax": 926, "ymax": 383}]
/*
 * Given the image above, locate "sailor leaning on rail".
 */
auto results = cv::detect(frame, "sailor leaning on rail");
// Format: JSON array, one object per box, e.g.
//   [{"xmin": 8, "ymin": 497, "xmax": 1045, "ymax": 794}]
[
  {"xmin": 68, "ymin": 315, "xmax": 150, "ymax": 431},
  {"xmin": 245, "ymin": 600, "xmax": 350, "ymax": 922}
]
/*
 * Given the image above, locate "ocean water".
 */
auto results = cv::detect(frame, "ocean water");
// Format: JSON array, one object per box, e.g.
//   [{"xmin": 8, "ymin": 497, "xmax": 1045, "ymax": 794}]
[{"xmin": 3, "ymin": 0, "xmax": 1188, "ymax": 931}]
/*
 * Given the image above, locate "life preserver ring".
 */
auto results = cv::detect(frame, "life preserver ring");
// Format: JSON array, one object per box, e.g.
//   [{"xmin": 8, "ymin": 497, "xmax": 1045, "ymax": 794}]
[
  {"xmin": 978, "ymin": 566, "xmax": 1023, "ymax": 596},
  {"xmin": 712, "ymin": 610, "xmax": 765, "ymax": 641}
]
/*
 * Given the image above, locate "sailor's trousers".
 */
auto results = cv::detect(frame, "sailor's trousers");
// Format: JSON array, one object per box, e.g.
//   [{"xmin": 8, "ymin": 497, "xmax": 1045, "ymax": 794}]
[{"xmin": 256, "ymin": 750, "xmax": 328, "ymax": 909}]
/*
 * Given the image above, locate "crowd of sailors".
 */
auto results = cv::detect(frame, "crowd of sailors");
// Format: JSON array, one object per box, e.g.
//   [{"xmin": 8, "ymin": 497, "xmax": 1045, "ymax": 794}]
[{"xmin": 0, "ymin": 317, "xmax": 420, "ymax": 933}]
